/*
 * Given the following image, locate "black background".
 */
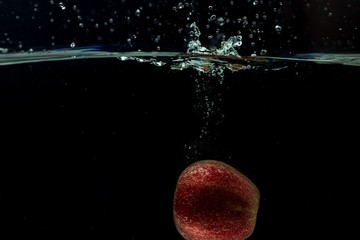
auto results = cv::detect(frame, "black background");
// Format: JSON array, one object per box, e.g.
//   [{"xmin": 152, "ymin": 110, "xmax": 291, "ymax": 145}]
[{"xmin": 1, "ymin": 0, "xmax": 360, "ymax": 239}]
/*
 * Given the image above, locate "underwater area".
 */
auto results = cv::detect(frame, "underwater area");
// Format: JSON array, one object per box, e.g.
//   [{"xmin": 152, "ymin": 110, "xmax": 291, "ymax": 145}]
[{"xmin": 0, "ymin": 0, "xmax": 359, "ymax": 239}]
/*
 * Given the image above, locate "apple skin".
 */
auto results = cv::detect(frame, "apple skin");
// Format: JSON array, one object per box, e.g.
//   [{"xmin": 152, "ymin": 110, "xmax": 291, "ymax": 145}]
[{"xmin": 173, "ymin": 160, "xmax": 260, "ymax": 240}]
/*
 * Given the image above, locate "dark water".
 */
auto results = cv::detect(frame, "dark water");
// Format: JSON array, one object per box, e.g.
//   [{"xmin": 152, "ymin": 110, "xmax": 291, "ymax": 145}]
[{"xmin": 0, "ymin": 57, "xmax": 359, "ymax": 239}]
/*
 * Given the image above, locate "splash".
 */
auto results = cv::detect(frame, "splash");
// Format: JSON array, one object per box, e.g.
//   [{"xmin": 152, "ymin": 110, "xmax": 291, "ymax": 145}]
[
  {"xmin": 187, "ymin": 22, "xmax": 242, "ymax": 57},
  {"xmin": 170, "ymin": 22, "xmax": 250, "ymax": 76}
]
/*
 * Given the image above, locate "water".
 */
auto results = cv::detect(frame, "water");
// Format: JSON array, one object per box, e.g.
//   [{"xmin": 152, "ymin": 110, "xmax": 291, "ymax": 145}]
[
  {"xmin": 0, "ymin": 49, "xmax": 359, "ymax": 239},
  {"xmin": 1, "ymin": 0, "xmax": 360, "ymax": 239},
  {"xmin": 1, "ymin": 47, "xmax": 360, "ymax": 66}
]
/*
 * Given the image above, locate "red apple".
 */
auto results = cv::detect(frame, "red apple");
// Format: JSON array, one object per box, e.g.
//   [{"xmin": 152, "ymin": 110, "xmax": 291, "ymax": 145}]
[{"xmin": 173, "ymin": 160, "xmax": 260, "ymax": 240}]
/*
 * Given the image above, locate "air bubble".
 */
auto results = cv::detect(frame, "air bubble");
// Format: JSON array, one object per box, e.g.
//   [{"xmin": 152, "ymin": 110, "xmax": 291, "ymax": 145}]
[{"xmin": 70, "ymin": 42, "xmax": 75, "ymax": 48}]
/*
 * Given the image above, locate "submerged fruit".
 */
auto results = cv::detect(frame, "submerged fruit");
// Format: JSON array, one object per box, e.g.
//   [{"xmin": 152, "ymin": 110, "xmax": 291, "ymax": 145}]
[{"xmin": 173, "ymin": 160, "xmax": 260, "ymax": 240}]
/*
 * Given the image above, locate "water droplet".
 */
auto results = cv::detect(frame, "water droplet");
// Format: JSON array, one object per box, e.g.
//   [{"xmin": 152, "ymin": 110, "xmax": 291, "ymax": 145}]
[
  {"xmin": 59, "ymin": 2, "xmax": 66, "ymax": 10},
  {"xmin": 275, "ymin": 25, "xmax": 282, "ymax": 32},
  {"xmin": 242, "ymin": 16, "xmax": 248, "ymax": 26},
  {"xmin": 135, "ymin": 9, "xmax": 141, "ymax": 17},
  {"xmin": 209, "ymin": 15, "xmax": 216, "ymax": 21},
  {"xmin": 216, "ymin": 17, "xmax": 225, "ymax": 26},
  {"xmin": 154, "ymin": 35, "xmax": 161, "ymax": 43},
  {"xmin": 152, "ymin": 61, "xmax": 166, "ymax": 67},
  {"xmin": 0, "ymin": 48, "xmax": 8, "ymax": 53}
]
